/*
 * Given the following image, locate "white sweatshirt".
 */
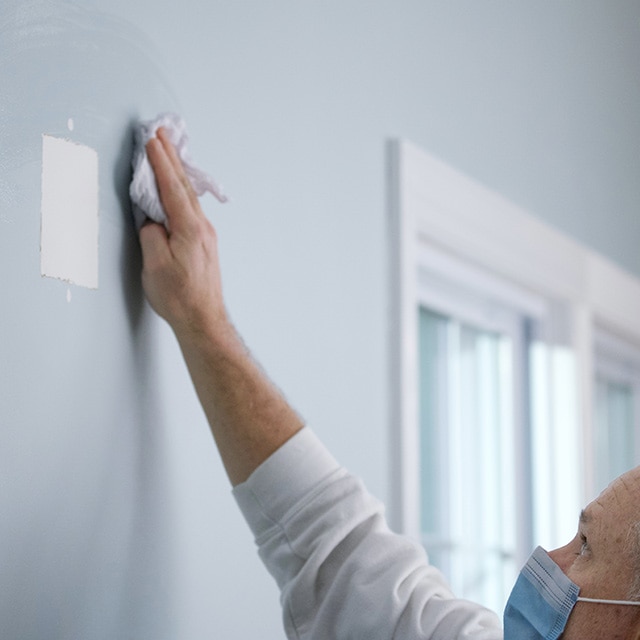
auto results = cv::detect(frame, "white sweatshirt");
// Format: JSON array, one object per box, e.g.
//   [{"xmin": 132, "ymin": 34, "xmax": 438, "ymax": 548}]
[{"xmin": 233, "ymin": 427, "xmax": 503, "ymax": 640}]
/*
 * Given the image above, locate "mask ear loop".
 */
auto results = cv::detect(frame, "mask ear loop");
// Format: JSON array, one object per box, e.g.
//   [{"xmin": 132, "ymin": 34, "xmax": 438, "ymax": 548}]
[{"xmin": 577, "ymin": 597, "xmax": 640, "ymax": 606}]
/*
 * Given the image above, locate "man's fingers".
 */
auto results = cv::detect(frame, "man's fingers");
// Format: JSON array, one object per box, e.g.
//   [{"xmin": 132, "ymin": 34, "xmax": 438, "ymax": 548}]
[
  {"xmin": 156, "ymin": 128, "xmax": 184, "ymax": 177},
  {"xmin": 146, "ymin": 136, "xmax": 196, "ymax": 234},
  {"xmin": 139, "ymin": 220, "xmax": 171, "ymax": 268},
  {"xmin": 156, "ymin": 127, "xmax": 201, "ymax": 209}
]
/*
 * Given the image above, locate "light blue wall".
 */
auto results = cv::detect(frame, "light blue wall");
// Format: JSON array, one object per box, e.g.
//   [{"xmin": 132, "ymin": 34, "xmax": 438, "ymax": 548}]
[{"xmin": 1, "ymin": 1, "xmax": 639, "ymax": 637}]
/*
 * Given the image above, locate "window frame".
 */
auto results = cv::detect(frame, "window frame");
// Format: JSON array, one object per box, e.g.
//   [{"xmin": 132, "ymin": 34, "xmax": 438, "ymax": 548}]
[{"xmin": 387, "ymin": 139, "xmax": 640, "ymax": 546}]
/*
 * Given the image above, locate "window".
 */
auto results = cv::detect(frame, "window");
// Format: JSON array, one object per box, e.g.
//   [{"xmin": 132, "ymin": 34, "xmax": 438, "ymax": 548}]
[
  {"xmin": 418, "ymin": 308, "xmax": 520, "ymax": 612},
  {"xmin": 388, "ymin": 139, "xmax": 640, "ymax": 617},
  {"xmin": 412, "ymin": 249, "xmax": 538, "ymax": 611}
]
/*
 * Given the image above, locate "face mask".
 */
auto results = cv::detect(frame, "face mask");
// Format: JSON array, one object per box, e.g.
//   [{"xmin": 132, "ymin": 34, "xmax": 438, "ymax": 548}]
[{"xmin": 503, "ymin": 546, "xmax": 640, "ymax": 639}]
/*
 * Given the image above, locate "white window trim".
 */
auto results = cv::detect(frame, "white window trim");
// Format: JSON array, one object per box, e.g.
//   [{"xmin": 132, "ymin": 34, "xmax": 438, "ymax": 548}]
[{"xmin": 388, "ymin": 138, "xmax": 640, "ymax": 540}]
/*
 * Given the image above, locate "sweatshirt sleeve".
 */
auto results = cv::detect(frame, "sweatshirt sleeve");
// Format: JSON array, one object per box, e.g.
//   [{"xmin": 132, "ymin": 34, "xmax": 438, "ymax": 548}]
[{"xmin": 232, "ymin": 427, "xmax": 503, "ymax": 640}]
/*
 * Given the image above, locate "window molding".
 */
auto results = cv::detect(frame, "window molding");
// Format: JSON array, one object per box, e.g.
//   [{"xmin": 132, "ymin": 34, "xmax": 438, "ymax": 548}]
[{"xmin": 387, "ymin": 138, "xmax": 640, "ymax": 538}]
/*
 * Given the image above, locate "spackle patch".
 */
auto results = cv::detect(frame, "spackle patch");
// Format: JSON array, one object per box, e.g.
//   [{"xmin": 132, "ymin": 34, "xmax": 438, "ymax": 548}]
[
  {"xmin": 67, "ymin": 118, "xmax": 74, "ymax": 131},
  {"xmin": 40, "ymin": 134, "xmax": 99, "ymax": 289}
]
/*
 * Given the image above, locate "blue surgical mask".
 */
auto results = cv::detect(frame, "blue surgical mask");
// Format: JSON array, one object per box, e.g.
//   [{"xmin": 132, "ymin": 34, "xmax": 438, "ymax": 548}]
[{"xmin": 503, "ymin": 546, "xmax": 640, "ymax": 639}]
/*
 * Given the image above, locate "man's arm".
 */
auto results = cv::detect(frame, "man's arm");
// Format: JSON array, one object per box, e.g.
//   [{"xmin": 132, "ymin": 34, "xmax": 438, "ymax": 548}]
[
  {"xmin": 138, "ymin": 130, "xmax": 503, "ymax": 639},
  {"xmin": 138, "ymin": 128, "xmax": 303, "ymax": 485}
]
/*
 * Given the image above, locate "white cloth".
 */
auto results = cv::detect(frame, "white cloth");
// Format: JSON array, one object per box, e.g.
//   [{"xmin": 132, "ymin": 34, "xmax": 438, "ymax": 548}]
[
  {"xmin": 233, "ymin": 427, "xmax": 503, "ymax": 640},
  {"xmin": 129, "ymin": 112, "xmax": 227, "ymax": 230}
]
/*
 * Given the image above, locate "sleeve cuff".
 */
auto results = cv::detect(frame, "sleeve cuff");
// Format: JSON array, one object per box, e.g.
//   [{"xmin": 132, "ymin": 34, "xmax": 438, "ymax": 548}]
[{"xmin": 232, "ymin": 426, "xmax": 343, "ymax": 536}]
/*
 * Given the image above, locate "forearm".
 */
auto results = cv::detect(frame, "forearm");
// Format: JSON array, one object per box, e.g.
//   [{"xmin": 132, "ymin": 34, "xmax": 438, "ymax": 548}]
[
  {"xmin": 139, "ymin": 129, "xmax": 304, "ymax": 486},
  {"xmin": 174, "ymin": 318, "xmax": 304, "ymax": 486}
]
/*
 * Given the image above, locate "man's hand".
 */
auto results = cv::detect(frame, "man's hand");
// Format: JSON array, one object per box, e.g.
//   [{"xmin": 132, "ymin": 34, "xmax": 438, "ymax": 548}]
[{"xmin": 139, "ymin": 128, "xmax": 227, "ymax": 340}]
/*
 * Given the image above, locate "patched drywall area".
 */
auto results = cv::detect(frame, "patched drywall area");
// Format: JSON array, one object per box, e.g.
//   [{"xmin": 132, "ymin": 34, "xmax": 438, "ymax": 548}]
[{"xmin": 41, "ymin": 134, "xmax": 99, "ymax": 289}]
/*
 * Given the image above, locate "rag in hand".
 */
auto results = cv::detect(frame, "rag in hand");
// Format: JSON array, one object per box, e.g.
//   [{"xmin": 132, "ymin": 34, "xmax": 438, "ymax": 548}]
[{"xmin": 129, "ymin": 112, "xmax": 227, "ymax": 230}]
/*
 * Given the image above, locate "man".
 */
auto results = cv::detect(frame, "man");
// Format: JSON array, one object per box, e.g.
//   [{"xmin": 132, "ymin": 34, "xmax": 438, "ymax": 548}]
[{"xmin": 138, "ymin": 129, "xmax": 640, "ymax": 639}]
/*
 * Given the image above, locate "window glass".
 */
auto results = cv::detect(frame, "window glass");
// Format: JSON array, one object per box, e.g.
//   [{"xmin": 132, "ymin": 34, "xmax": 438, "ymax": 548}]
[{"xmin": 418, "ymin": 307, "xmax": 518, "ymax": 614}]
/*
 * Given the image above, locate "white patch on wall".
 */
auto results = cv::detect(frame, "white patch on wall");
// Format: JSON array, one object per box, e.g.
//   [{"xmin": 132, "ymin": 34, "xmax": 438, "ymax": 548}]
[{"xmin": 41, "ymin": 135, "xmax": 99, "ymax": 289}]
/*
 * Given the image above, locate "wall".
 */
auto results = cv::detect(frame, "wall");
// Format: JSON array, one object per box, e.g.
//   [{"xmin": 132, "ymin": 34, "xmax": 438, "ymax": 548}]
[{"xmin": 1, "ymin": 1, "xmax": 638, "ymax": 637}]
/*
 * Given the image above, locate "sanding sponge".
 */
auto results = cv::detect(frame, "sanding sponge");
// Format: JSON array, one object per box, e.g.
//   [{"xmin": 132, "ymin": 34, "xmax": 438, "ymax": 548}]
[{"xmin": 129, "ymin": 112, "xmax": 227, "ymax": 230}]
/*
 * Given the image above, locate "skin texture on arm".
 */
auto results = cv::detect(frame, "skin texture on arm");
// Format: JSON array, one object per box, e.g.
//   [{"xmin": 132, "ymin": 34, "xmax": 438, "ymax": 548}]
[{"xmin": 138, "ymin": 129, "xmax": 304, "ymax": 486}]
